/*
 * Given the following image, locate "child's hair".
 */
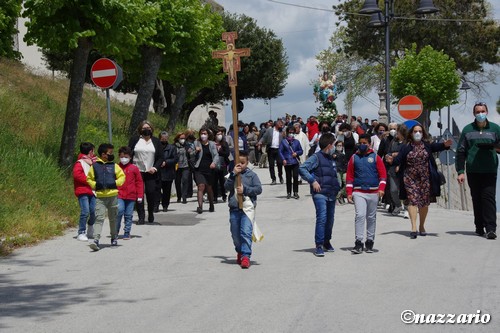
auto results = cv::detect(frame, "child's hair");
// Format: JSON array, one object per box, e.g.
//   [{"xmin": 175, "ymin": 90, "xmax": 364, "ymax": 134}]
[
  {"xmin": 319, "ymin": 133, "xmax": 335, "ymax": 149},
  {"xmin": 238, "ymin": 151, "xmax": 249, "ymax": 159},
  {"xmin": 80, "ymin": 142, "xmax": 94, "ymax": 155},
  {"xmin": 97, "ymin": 143, "xmax": 114, "ymax": 156},
  {"xmin": 359, "ymin": 133, "xmax": 372, "ymax": 143},
  {"xmin": 118, "ymin": 146, "xmax": 133, "ymax": 156}
]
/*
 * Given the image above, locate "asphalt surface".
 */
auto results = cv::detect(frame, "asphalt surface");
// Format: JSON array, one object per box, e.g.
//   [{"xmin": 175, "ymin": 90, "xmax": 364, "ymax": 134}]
[{"xmin": 1, "ymin": 166, "xmax": 499, "ymax": 333}]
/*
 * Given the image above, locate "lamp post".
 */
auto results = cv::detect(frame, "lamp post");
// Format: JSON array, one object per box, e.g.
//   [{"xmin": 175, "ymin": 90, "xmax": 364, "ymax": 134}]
[{"xmin": 359, "ymin": 0, "xmax": 439, "ymax": 123}]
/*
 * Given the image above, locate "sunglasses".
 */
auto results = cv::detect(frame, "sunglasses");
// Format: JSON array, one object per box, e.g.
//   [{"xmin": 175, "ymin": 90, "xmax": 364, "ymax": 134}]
[{"xmin": 474, "ymin": 101, "xmax": 487, "ymax": 106}]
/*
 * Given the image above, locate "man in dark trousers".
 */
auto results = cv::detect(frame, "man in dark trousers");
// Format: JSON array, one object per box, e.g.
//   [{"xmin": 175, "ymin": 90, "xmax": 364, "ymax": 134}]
[
  {"xmin": 258, "ymin": 119, "xmax": 284, "ymax": 185},
  {"xmin": 456, "ymin": 102, "xmax": 500, "ymax": 240}
]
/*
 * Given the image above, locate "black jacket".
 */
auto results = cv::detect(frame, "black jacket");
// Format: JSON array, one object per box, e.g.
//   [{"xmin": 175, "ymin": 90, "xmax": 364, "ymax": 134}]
[{"xmin": 159, "ymin": 143, "xmax": 179, "ymax": 181}]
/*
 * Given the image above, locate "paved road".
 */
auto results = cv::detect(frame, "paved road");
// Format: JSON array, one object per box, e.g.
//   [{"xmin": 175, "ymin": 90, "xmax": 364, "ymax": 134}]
[{"xmin": 1, "ymin": 166, "xmax": 498, "ymax": 332}]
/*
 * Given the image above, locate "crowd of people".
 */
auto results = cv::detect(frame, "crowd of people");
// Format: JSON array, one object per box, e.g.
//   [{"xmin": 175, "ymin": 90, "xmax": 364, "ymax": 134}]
[{"xmin": 72, "ymin": 102, "xmax": 498, "ymax": 265}]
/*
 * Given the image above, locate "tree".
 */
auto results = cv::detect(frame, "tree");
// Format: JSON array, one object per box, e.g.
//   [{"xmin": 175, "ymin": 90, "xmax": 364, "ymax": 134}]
[
  {"xmin": 332, "ymin": 0, "xmax": 499, "ymax": 74},
  {"xmin": 391, "ymin": 44, "xmax": 460, "ymax": 126},
  {"xmin": 0, "ymin": 0, "xmax": 22, "ymax": 60},
  {"xmin": 23, "ymin": 0, "xmax": 158, "ymax": 168},
  {"xmin": 127, "ymin": 0, "xmax": 224, "ymax": 135}
]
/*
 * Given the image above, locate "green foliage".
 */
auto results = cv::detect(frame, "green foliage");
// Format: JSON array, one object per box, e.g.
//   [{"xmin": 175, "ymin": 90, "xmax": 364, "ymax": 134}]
[
  {"xmin": 333, "ymin": 0, "xmax": 500, "ymax": 74},
  {"xmin": 0, "ymin": 0, "xmax": 22, "ymax": 59},
  {"xmin": 391, "ymin": 44, "xmax": 460, "ymax": 111},
  {"xmin": 23, "ymin": 0, "xmax": 159, "ymax": 58}
]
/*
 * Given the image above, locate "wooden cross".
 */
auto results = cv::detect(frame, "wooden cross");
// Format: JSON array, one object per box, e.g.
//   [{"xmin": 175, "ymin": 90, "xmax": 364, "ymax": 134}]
[{"xmin": 212, "ymin": 32, "xmax": 251, "ymax": 208}]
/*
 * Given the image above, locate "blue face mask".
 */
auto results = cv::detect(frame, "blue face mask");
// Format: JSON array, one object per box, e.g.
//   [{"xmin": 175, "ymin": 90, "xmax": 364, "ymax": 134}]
[
  {"xmin": 358, "ymin": 144, "xmax": 368, "ymax": 153},
  {"xmin": 475, "ymin": 113, "xmax": 487, "ymax": 122}
]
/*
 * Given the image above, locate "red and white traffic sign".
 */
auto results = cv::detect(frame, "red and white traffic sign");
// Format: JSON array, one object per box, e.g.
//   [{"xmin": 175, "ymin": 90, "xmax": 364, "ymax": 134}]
[
  {"xmin": 398, "ymin": 95, "xmax": 423, "ymax": 120},
  {"xmin": 91, "ymin": 58, "xmax": 119, "ymax": 89}
]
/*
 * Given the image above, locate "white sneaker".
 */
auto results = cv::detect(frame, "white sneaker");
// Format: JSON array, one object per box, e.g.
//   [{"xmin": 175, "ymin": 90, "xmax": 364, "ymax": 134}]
[
  {"xmin": 403, "ymin": 211, "xmax": 409, "ymax": 219},
  {"xmin": 385, "ymin": 204, "xmax": 391, "ymax": 211},
  {"xmin": 77, "ymin": 233, "xmax": 88, "ymax": 241},
  {"xmin": 87, "ymin": 225, "xmax": 94, "ymax": 239}
]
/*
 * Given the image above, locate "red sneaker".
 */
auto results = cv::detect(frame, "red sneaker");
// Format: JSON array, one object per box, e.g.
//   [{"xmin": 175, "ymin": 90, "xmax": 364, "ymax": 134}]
[
  {"xmin": 236, "ymin": 253, "xmax": 242, "ymax": 264},
  {"xmin": 240, "ymin": 256, "xmax": 250, "ymax": 269}
]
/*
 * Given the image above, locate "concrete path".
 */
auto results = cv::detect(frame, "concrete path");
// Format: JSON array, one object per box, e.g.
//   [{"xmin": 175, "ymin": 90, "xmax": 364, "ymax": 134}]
[{"xmin": 1, "ymin": 166, "xmax": 498, "ymax": 332}]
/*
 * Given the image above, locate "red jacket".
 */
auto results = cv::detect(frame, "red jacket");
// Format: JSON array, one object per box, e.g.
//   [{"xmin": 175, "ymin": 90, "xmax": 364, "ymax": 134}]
[
  {"xmin": 118, "ymin": 162, "xmax": 144, "ymax": 200},
  {"xmin": 306, "ymin": 121, "xmax": 319, "ymax": 141},
  {"xmin": 73, "ymin": 154, "xmax": 94, "ymax": 197}
]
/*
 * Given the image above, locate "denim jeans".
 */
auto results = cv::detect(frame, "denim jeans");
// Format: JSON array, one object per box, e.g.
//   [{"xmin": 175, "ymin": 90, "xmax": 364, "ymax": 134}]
[
  {"xmin": 117, "ymin": 199, "xmax": 135, "ymax": 234},
  {"xmin": 77, "ymin": 194, "xmax": 96, "ymax": 234},
  {"xmin": 229, "ymin": 209, "xmax": 253, "ymax": 257},
  {"xmin": 312, "ymin": 193, "xmax": 336, "ymax": 245}
]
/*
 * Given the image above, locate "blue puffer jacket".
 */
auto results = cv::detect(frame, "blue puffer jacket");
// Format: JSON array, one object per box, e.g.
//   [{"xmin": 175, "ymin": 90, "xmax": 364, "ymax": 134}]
[
  {"xmin": 279, "ymin": 138, "xmax": 303, "ymax": 165},
  {"xmin": 299, "ymin": 151, "xmax": 340, "ymax": 197}
]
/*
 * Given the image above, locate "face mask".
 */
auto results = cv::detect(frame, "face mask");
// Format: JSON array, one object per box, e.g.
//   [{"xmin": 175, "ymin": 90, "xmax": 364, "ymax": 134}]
[
  {"xmin": 160, "ymin": 141, "xmax": 168, "ymax": 146},
  {"xmin": 106, "ymin": 154, "xmax": 115, "ymax": 162},
  {"xmin": 344, "ymin": 131, "xmax": 351, "ymax": 138},
  {"xmin": 200, "ymin": 134, "xmax": 208, "ymax": 141},
  {"xmin": 326, "ymin": 147, "xmax": 335, "ymax": 155},
  {"xmin": 120, "ymin": 157, "xmax": 130, "ymax": 165},
  {"xmin": 378, "ymin": 131, "xmax": 385, "ymax": 135},
  {"xmin": 413, "ymin": 132, "xmax": 423, "ymax": 142},
  {"xmin": 358, "ymin": 144, "xmax": 368, "ymax": 153},
  {"xmin": 216, "ymin": 134, "xmax": 223, "ymax": 141},
  {"xmin": 141, "ymin": 129, "xmax": 152, "ymax": 137},
  {"xmin": 389, "ymin": 129, "xmax": 397, "ymax": 137},
  {"xmin": 287, "ymin": 133, "xmax": 294, "ymax": 139},
  {"xmin": 179, "ymin": 139, "xmax": 185, "ymax": 145},
  {"xmin": 475, "ymin": 113, "xmax": 487, "ymax": 122},
  {"xmin": 336, "ymin": 146, "xmax": 343, "ymax": 152},
  {"xmin": 322, "ymin": 127, "xmax": 330, "ymax": 133}
]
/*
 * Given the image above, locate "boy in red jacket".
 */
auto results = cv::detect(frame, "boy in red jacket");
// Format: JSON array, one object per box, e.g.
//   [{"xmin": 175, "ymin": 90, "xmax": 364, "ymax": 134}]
[
  {"xmin": 346, "ymin": 134, "xmax": 386, "ymax": 254},
  {"xmin": 73, "ymin": 142, "xmax": 96, "ymax": 241},
  {"xmin": 117, "ymin": 146, "xmax": 144, "ymax": 239}
]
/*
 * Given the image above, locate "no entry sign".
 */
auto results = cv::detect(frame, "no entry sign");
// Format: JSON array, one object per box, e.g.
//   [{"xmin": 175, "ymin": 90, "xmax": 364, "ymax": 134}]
[
  {"xmin": 91, "ymin": 58, "xmax": 121, "ymax": 89},
  {"xmin": 398, "ymin": 95, "xmax": 423, "ymax": 120}
]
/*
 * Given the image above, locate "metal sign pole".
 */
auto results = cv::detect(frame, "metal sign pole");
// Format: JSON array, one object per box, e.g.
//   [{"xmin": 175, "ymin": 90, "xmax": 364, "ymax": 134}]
[
  {"xmin": 445, "ymin": 131, "xmax": 451, "ymax": 209},
  {"xmin": 106, "ymin": 89, "xmax": 113, "ymax": 143}
]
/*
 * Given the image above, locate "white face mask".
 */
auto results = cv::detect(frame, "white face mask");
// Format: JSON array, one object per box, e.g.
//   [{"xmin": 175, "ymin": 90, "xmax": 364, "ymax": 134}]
[
  {"xmin": 200, "ymin": 134, "xmax": 208, "ymax": 141},
  {"xmin": 120, "ymin": 157, "xmax": 130, "ymax": 165},
  {"xmin": 216, "ymin": 134, "xmax": 223, "ymax": 141},
  {"xmin": 413, "ymin": 132, "xmax": 423, "ymax": 142},
  {"xmin": 389, "ymin": 129, "xmax": 397, "ymax": 137},
  {"xmin": 344, "ymin": 131, "xmax": 351, "ymax": 138},
  {"xmin": 179, "ymin": 139, "xmax": 185, "ymax": 145}
]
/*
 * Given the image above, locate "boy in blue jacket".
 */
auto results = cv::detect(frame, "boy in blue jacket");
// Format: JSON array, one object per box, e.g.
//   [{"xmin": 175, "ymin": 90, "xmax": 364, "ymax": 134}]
[{"xmin": 224, "ymin": 151, "xmax": 263, "ymax": 269}]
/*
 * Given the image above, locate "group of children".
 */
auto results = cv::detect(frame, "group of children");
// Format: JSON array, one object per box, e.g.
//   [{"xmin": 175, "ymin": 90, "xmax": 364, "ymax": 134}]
[
  {"xmin": 73, "ymin": 133, "xmax": 385, "ymax": 263},
  {"xmin": 73, "ymin": 142, "xmax": 143, "ymax": 251}
]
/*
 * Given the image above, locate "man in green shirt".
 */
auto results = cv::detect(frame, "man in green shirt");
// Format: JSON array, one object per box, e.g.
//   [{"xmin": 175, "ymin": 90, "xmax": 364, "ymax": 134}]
[{"xmin": 456, "ymin": 102, "xmax": 500, "ymax": 239}]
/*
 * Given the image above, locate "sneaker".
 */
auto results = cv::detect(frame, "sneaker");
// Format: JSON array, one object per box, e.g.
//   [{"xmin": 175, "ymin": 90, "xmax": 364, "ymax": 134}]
[
  {"xmin": 314, "ymin": 245, "xmax": 325, "ymax": 257},
  {"xmin": 365, "ymin": 240, "xmax": 374, "ymax": 253},
  {"xmin": 236, "ymin": 253, "xmax": 242, "ymax": 264},
  {"xmin": 123, "ymin": 233, "xmax": 131, "ymax": 240},
  {"xmin": 403, "ymin": 211, "xmax": 409, "ymax": 219},
  {"xmin": 475, "ymin": 228, "xmax": 485, "ymax": 236},
  {"xmin": 111, "ymin": 238, "xmax": 118, "ymax": 246},
  {"xmin": 77, "ymin": 233, "xmax": 88, "ymax": 241},
  {"xmin": 385, "ymin": 204, "xmax": 391, "ymax": 211},
  {"xmin": 271, "ymin": 180, "xmax": 277, "ymax": 185},
  {"xmin": 323, "ymin": 241, "xmax": 335, "ymax": 252},
  {"xmin": 89, "ymin": 239, "xmax": 100, "ymax": 251},
  {"xmin": 486, "ymin": 231, "xmax": 497, "ymax": 240},
  {"xmin": 240, "ymin": 256, "xmax": 250, "ymax": 269},
  {"xmin": 287, "ymin": 193, "xmax": 291, "ymax": 199},
  {"xmin": 392, "ymin": 207, "xmax": 402, "ymax": 216},
  {"xmin": 351, "ymin": 240, "xmax": 363, "ymax": 254},
  {"xmin": 293, "ymin": 193, "xmax": 300, "ymax": 199},
  {"xmin": 279, "ymin": 177, "xmax": 284, "ymax": 184},
  {"xmin": 87, "ymin": 224, "xmax": 94, "ymax": 239}
]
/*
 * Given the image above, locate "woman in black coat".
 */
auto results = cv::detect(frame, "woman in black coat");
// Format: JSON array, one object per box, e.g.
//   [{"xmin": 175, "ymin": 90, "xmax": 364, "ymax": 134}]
[
  {"xmin": 157, "ymin": 131, "xmax": 178, "ymax": 212},
  {"xmin": 387, "ymin": 124, "xmax": 451, "ymax": 239}
]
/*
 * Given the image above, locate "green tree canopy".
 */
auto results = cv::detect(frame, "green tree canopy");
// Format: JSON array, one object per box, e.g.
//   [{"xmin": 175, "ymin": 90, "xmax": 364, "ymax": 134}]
[
  {"xmin": 391, "ymin": 44, "xmax": 460, "ymax": 111},
  {"xmin": 332, "ymin": 0, "xmax": 500, "ymax": 74},
  {"xmin": 0, "ymin": 0, "xmax": 22, "ymax": 60}
]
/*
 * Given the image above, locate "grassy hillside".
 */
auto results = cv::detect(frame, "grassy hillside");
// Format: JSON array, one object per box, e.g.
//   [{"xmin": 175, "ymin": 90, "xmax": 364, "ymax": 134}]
[{"xmin": 0, "ymin": 58, "xmax": 166, "ymax": 255}]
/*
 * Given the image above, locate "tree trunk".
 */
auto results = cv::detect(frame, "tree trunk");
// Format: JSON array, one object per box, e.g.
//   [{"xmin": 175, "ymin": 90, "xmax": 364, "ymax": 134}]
[
  {"xmin": 58, "ymin": 37, "xmax": 92, "ymax": 169},
  {"xmin": 166, "ymin": 85, "xmax": 187, "ymax": 134},
  {"xmin": 128, "ymin": 46, "xmax": 163, "ymax": 136}
]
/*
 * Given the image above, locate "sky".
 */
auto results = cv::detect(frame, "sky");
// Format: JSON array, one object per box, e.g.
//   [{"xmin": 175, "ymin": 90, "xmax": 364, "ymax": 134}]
[{"xmin": 214, "ymin": 0, "xmax": 500, "ymax": 135}]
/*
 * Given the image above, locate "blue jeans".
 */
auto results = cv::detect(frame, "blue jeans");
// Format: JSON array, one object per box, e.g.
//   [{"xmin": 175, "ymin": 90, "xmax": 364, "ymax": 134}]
[
  {"xmin": 117, "ymin": 199, "xmax": 135, "ymax": 234},
  {"xmin": 229, "ymin": 209, "xmax": 253, "ymax": 257},
  {"xmin": 77, "ymin": 194, "xmax": 95, "ymax": 234},
  {"xmin": 312, "ymin": 193, "xmax": 336, "ymax": 245}
]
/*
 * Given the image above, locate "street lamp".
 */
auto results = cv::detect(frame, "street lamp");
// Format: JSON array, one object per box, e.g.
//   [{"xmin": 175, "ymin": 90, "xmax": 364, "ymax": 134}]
[{"xmin": 359, "ymin": 0, "xmax": 439, "ymax": 123}]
